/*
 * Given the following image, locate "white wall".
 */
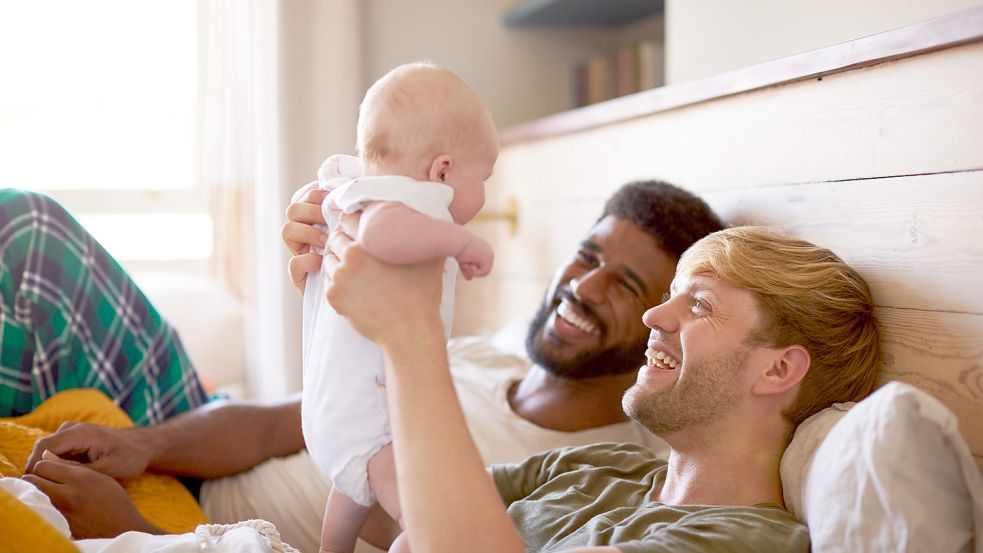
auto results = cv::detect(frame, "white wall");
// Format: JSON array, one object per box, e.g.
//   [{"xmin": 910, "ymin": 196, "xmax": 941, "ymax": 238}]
[
  {"xmin": 275, "ymin": 0, "xmax": 365, "ymax": 393},
  {"xmin": 665, "ymin": 0, "xmax": 983, "ymax": 84},
  {"xmin": 359, "ymin": 0, "xmax": 627, "ymax": 128}
]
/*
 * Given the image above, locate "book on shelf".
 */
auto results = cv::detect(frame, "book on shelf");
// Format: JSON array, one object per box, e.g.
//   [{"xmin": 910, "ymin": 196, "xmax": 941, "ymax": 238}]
[
  {"xmin": 571, "ymin": 37, "xmax": 664, "ymax": 109},
  {"xmin": 614, "ymin": 45, "xmax": 638, "ymax": 98},
  {"xmin": 586, "ymin": 55, "xmax": 611, "ymax": 105},
  {"xmin": 636, "ymin": 38, "xmax": 662, "ymax": 91}
]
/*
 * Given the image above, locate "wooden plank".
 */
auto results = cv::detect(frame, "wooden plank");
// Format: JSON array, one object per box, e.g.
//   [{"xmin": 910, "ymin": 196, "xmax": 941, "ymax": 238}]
[
  {"xmin": 501, "ymin": 5, "xmax": 983, "ymax": 144},
  {"xmin": 702, "ymin": 171, "xmax": 983, "ymax": 314},
  {"xmin": 475, "ymin": 172, "xmax": 983, "ymax": 314},
  {"xmin": 876, "ymin": 307, "xmax": 983, "ymax": 460},
  {"xmin": 489, "ymin": 41, "xmax": 983, "ymax": 198}
]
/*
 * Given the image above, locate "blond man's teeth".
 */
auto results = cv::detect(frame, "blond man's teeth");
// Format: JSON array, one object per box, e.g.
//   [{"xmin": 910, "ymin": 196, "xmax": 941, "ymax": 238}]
[
  {"xmin": 556, "ymin": 301, "xmax": 599, "ymax": 335},
  {"xmin": 645, "ymin": 348, "xmax": 680, "ymax": 369}
]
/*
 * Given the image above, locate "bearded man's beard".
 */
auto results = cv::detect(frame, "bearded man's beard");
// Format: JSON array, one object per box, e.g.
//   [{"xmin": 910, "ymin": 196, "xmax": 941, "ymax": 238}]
[{"xmin": 523, "ymin": 295, "xmax": 645, "ymax": 380}]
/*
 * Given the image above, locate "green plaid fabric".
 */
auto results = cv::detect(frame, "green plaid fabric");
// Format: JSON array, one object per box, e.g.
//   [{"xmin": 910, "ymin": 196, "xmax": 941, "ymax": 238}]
[{"xmin": 0, "ymin": 189, "xmax": 207, "ymax": 424}]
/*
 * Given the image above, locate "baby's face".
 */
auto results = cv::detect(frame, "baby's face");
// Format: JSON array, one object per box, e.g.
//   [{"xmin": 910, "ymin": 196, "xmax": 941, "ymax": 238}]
[{"xmin": 445, "ymin": 142, "xmax": 497, "ymax": 224}]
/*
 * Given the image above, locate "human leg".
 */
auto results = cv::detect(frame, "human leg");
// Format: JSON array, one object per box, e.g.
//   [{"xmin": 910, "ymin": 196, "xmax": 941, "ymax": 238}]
[
  {"xmin": 367, "ymin": 443, "xmax": 402, "ymax": 527},
  {"xmin": 388, "ymin": 532, "xmax": 411, "ymax": 553},
  {"xmin": 0, "ymin": 190, "xmax": 207, "ymax": 424},
  {"xmin": 320, "ymin": 487, "xmax": 371, "ymax": 553}
]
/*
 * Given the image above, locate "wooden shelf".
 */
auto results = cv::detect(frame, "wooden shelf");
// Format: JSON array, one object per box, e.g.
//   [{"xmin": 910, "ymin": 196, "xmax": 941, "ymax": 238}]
[
  {"xmin": 504, "ymin": 0, "xmax": 664, "ymax": 27},
  {"xmin": 499, "ymin": 6, "xmax": 983, "ymax": 145}
]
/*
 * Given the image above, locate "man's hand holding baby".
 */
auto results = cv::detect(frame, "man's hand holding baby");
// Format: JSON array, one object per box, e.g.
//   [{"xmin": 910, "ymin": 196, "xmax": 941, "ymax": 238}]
[
  {"xmin": 283, "ymin": 187, "xmax": 329, "ymax": 295},
  {"xmin": 324, "ymin": 230, "xmax": 445, "ymax": 346}
]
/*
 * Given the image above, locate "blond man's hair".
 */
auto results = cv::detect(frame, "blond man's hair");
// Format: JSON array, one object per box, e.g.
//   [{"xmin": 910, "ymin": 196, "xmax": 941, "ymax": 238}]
[{"xmin": 677, "ymin": 226, "xmax": 880, "ymax": 426}]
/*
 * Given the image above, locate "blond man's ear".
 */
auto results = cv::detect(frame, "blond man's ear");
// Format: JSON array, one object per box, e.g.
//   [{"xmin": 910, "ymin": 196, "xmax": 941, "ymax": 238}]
[{"xmin": 752, "ymin": 345, "xmax": 811, "ymax": 396}]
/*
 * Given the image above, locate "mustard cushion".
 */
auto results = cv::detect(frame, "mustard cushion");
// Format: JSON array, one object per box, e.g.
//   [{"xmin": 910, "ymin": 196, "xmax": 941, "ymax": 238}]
[
  {"xmin": 0, "ymin": 388, "xmax": 209, "ymax": 536},
  {"xmin": 0, "ymin": 482, "xmax": 79, "ymax": 553}
]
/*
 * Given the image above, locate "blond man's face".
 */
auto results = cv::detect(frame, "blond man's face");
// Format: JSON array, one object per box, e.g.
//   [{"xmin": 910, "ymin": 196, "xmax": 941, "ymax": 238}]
[{"xmin": 623, "ymin": 272, "xmax": 770, "ymax": 437}]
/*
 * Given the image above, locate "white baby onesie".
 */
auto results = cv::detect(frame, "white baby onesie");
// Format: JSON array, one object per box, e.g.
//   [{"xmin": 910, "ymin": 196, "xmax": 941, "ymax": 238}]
[{"xmin": 301, "ymin": 154, "xmax": 457, "ymax": 506}]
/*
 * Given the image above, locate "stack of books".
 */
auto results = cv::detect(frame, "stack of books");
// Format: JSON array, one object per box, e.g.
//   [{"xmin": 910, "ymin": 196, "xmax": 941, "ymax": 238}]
[{"xmin": 573, "ymin": 38, "xmax": 663, "ymax": 108}]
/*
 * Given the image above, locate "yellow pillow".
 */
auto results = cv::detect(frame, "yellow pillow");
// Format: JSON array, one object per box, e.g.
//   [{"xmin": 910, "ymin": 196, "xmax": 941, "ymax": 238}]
[
  {"xmin": 0, "ymin": 482, "xmax": 79, "ymax": 553},
  {"xmin": 0, "ymin": 389, "xmax": 209, "ymax": 536}
]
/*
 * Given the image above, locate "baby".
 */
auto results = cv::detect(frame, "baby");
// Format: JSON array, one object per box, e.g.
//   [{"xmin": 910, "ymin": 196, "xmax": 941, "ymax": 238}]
[{"xmin": 300, "ymin": 62, "xmax": 499, "ymax": 553}]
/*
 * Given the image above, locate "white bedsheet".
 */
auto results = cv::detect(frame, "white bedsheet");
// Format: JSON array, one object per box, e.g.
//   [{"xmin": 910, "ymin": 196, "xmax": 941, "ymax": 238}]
[{"xmin": 0, "ymin": 477, "xmax": 298, "ymax": 553}]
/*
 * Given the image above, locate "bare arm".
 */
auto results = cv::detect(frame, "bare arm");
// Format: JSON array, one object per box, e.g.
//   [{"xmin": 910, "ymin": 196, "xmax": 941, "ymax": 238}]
[
  {"xmin": 141, "ymin": 395, "xmax": 305, "ymax": 478},
  {"xmin": 26, "ymin": 395, "xmax": 305, "ymax": 480},
  {"xmin": 359, "ymin": 202, "xmax": 490, "ymax": 270},
  {"xmin": 323, "ymin": 233, "xmax": 522, "ymax": 553},
  {"xmin": 22, "ymin": 397, "xmax": 304, "ymax": 539},
  {"xmin": 383, "ymin": 318, "xmax": 524, "ymax": 553}
]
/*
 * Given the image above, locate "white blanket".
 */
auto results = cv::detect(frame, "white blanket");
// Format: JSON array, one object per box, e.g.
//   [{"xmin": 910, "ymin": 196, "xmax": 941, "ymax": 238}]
[{"xmin": 1, "ymin": 477, "xmax": 298, "ymax": 553}]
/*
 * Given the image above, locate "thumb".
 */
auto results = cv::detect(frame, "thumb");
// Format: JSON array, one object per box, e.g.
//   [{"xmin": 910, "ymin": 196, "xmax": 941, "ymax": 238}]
[{"xmin": 41, "ymin": 450, "xmax": 62, "ymax": 461}]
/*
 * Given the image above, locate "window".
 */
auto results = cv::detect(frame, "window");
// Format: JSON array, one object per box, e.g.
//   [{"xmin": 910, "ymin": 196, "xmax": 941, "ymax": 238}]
[{"xmin": 0, "ymin": 1, "xmax": 210, "ymax": 266}]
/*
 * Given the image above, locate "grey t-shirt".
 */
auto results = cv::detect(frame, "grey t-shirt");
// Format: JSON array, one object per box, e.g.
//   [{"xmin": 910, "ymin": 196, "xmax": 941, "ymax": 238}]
[{"xmin": 491, "ymin": 442, "xmax": 809, "ymax": 553}]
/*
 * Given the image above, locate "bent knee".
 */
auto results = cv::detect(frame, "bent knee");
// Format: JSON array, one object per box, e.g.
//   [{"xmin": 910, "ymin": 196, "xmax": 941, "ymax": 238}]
[{"xmin": 0, "ymin": 188, "xmax": 64, "ymax": 214}]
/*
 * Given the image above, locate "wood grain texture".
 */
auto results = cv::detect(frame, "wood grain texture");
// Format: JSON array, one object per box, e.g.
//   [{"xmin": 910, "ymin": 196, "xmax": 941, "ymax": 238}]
[
  {"xmin": 703, "ymin": 171, "xmax": 983, "ymax": 314},
  {"xmin": 490, "ymin": 41, "xmax": 983, "ymax": 197},
  {"xmin": 875, "ymin": 307, "xmax": 983, "ymax": 459}
]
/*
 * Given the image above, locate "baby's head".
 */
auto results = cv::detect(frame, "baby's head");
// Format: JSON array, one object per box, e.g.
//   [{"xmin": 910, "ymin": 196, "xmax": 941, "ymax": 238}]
[{"xmin": 357, "ymin": 62, "xmax": 499, "ymax": 224}]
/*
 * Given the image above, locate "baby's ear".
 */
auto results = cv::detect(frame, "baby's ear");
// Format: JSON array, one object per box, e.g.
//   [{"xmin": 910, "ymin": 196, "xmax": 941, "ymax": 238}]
[{"xmin": 428, "ymin": 155, "xmax": 453, "ymax": 182}]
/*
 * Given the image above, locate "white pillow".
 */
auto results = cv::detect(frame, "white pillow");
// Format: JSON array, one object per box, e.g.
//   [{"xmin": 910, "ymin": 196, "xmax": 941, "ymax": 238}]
[
  {"xmin": 781, "ymin": 382, "xmax": 983, "ymax": 553},
  {"xmin": 781, "ymin": 400, "xmax": 854, "ymax": 517}
]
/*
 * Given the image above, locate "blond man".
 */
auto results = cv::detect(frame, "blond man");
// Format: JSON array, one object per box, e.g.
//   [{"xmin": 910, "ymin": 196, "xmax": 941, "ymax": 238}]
[{"xmin": 323, "ymin": 225, "xmax": 880, "ymax": 552}]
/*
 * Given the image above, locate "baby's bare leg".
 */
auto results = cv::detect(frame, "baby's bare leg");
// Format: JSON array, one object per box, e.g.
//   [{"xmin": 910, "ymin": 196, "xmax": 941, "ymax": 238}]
[
  {"xmin": 368, "ymin": 443, "xmax": 402, "ymax": 526},
  {"xmin": 389, "ymin": 531, "xmax": 411, "ymax": 553},
  {"xmin": 321, "ymin": 488, "xmax": 371, "ymax": 553}
]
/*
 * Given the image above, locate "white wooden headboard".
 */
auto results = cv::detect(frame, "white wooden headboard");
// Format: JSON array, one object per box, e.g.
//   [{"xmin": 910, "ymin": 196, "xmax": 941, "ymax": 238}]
[{"xmin": 457, "ymin": 8, "xmax": 983, "ymax": 473}]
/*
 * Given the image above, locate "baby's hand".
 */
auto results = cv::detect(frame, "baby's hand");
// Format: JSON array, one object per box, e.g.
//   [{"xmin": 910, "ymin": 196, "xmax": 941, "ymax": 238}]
[{"xmin": 457, "ymin": 237, "xmax": 494, "ymax": 280}]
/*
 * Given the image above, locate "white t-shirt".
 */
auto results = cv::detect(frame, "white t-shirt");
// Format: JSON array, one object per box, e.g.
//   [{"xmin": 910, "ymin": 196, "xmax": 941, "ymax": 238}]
[
  {"xmin": 201, "ymin": 336, "xmax": 667, "ymax": 553},
  {"xmin": 448, "ymin": 336, "xmax": 665, "ymax": 465}
]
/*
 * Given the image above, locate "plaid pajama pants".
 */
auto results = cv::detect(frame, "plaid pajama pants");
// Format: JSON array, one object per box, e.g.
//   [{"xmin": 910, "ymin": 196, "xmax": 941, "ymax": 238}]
[{"xmin": 0, "ymin": 189, "xmax": 207, "ymax": 425}]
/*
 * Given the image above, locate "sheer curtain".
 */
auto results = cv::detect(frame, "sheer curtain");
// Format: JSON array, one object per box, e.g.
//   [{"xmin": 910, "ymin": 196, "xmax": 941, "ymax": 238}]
[
  {"xmin": 198, "ymin": 0, "xmax": 284, "ymax": 399},
  {"xmin": 198, "ymin": 0, "xmax": 363, "ymax": 399}
]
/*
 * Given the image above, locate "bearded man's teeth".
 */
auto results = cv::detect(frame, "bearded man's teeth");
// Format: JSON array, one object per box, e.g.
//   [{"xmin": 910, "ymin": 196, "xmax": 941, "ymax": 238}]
[{"xmin": 556, "ymin": 301, "xmax": 598, "ymax": 335}]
